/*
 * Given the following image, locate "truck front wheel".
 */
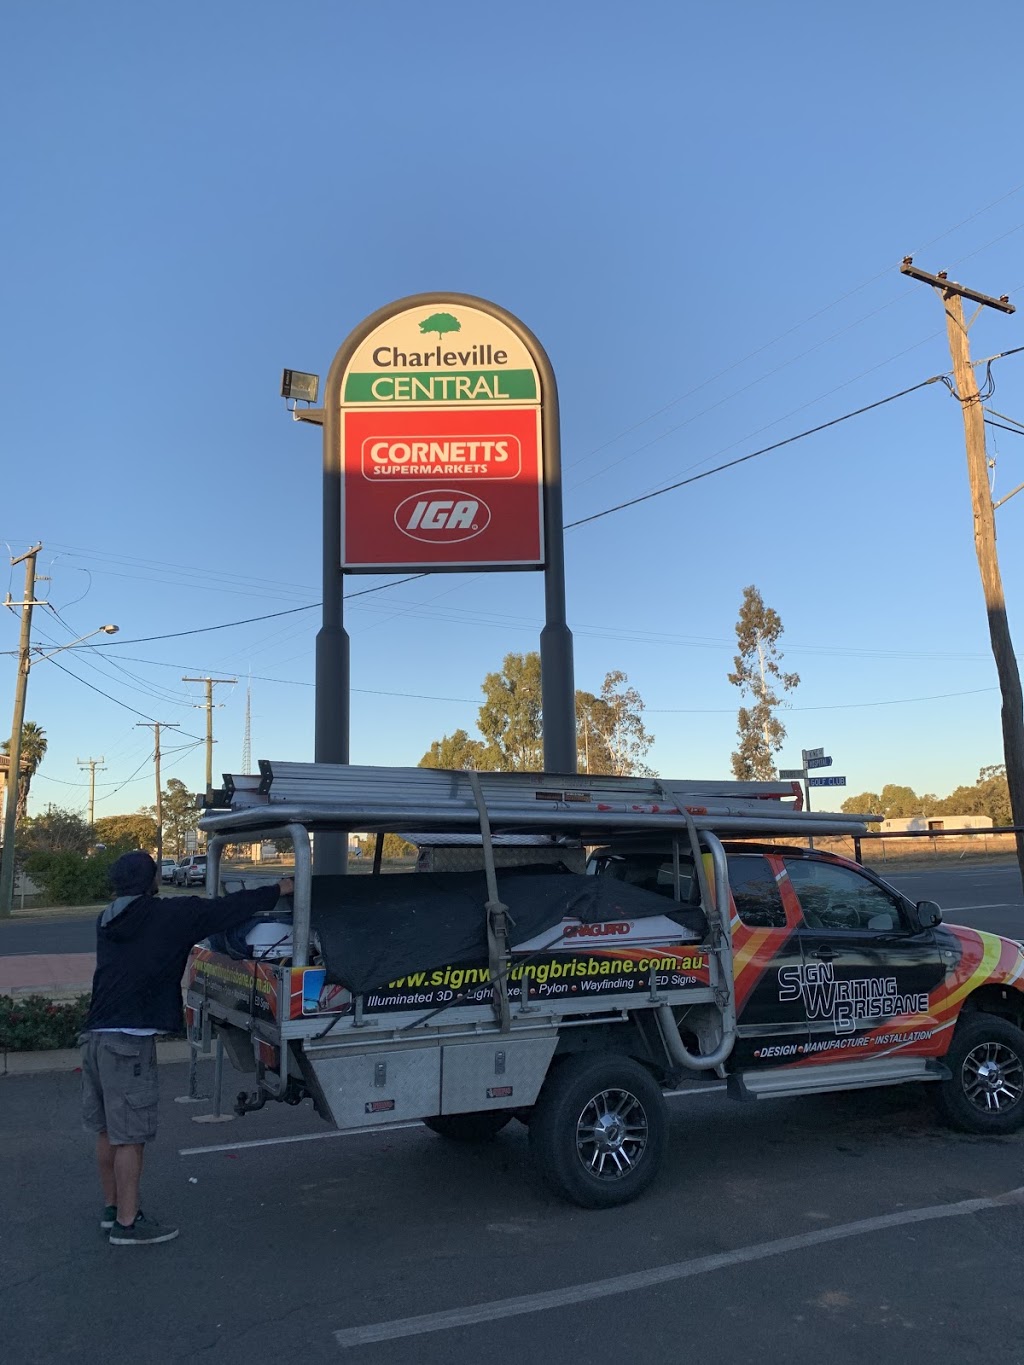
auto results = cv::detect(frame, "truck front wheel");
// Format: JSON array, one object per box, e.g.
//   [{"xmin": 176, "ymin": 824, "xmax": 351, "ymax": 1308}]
[
  {"xmin": 938, "ymin": 1014, "xmax": 1024, "ymax": 1135},
  {"xmin": 529, "ymin": 1055, "xmax": 667, "ymax": 1208}
]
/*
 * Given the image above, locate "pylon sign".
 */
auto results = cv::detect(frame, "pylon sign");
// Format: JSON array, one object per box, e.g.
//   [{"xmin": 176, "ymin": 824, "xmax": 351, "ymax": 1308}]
[{"xmin": 336, "ymin": 296, "xmax": 546, "ymax": 571}]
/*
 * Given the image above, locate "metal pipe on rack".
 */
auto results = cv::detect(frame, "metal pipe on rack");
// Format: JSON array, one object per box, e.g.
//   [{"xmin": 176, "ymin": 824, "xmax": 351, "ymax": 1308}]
[{"xmin": 287, "ymin": 822, "xmax": 313, "ymax": 967}]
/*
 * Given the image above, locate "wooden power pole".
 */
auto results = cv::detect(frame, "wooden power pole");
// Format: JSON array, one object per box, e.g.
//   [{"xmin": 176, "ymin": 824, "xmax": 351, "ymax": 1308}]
[
  {"xmin": 0, "ymin": 544, "xmax": 44, "ymax": 918},
  {"xmin": 136, "ymin": 722, "xmax": 179, "ymax": 869},
  {"xmin": 182, "ymin": 676, "xmax": 236, "ymax": 796},
  {"xmin": 901, "ymin": 258, "xmax": 1024, "ymax": 881},
  {"xmin": 77, "ymin": 756, "xmax": 106, "ymax": 827}
]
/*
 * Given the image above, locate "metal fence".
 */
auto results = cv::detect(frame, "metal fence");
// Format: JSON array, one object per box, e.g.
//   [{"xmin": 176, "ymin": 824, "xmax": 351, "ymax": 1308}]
[{"xmin": 851, "ymin": 825, "xmax": 1022, "ymax": 865}]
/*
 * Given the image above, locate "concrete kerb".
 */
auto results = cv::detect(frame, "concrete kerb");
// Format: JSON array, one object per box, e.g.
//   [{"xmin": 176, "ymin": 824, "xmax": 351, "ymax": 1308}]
[
  {"xmin": 4, "ymin": 983, "xmax": 93, "ymax": 1003},
  {"xmin": 1, "ymin": 1038, "xmax": 215, "ymax": 1077}
]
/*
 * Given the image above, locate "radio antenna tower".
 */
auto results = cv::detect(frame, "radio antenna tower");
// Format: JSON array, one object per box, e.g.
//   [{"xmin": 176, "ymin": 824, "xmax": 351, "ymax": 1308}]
[{"xmin": 241, "ymin": 672, "xmax": 252, "ymax": 773}]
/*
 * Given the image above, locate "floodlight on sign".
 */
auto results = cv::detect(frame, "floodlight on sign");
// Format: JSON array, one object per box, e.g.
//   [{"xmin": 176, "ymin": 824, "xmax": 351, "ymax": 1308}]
[{"xmin": 281, "ymin": 369, "xmax": 320, "ymax": 404}]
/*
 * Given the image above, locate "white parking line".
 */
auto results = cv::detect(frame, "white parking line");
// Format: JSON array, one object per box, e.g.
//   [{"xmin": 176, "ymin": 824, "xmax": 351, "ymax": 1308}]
[
  {"xmin": 333, "ymin": 1186, "xmax": 1024, "ymax": 1349},
  {"xmin": 940, "ymin": 903, "xmax": 1019, "ymax": 912},
  {"xmin": 178, "ymin": 1122, "xmax": 422, "ymax": 1156}
]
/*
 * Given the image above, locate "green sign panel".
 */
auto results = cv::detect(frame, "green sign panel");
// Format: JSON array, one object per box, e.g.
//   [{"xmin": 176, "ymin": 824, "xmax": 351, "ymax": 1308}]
[{"xmin": 344, "ymin": 369, "xmax": 537, "ymax": 404}]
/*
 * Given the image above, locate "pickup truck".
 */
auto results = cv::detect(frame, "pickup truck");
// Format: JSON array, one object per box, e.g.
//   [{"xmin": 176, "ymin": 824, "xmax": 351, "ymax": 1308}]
[{"xmin": 186, "ymin": 763, "xmax": 1024, "ymax": 1209}]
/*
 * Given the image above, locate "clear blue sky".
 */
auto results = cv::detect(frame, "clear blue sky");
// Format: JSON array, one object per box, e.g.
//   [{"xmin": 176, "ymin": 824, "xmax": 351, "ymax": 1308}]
[{"xmin": 3, "ymin": 0, "xmax": 1024, "ymax": 817}]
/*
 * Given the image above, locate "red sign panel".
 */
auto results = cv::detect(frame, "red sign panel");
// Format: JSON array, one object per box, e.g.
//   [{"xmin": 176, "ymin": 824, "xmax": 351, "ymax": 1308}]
[{"xmin": 341, "ymin": 406, "xmax": 543, "ymax": 570}]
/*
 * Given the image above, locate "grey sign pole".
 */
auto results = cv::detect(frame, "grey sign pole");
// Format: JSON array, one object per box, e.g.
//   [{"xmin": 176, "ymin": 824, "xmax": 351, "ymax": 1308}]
[
  {"xmin": 530, "ymin": 314, "xmax": 576, "ymax": 774},
  {"xmin": 801, "ymin": 749, "xmax": 815, "ymax": 849}
]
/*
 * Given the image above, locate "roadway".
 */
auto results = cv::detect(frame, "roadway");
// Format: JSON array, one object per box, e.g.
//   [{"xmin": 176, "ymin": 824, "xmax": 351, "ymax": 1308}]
[{"xmin": 3, "ymin": 859, "xmax": 1024, "ymax": 1362}]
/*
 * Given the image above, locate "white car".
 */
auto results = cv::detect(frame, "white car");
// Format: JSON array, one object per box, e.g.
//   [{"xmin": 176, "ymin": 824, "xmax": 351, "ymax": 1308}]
[
  {"xmin": 173, "ymin": 854, "xmax": 208, "ymax": 888},
  {"xmin": 160, "ymin": 858, "xmax": 177, "ymax": 884}
]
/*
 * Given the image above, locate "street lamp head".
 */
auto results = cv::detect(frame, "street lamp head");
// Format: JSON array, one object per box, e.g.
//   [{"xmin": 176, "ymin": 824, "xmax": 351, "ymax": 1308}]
[{"xmin": 101, "ymin": 624, "xmax": 119, "ymax": 634}]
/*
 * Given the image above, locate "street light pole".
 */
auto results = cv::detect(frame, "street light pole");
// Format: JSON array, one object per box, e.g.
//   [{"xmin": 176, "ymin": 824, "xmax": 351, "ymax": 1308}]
[{"xmin": 0, "ymin": 595, "xmax": 120, "ymax": 918}]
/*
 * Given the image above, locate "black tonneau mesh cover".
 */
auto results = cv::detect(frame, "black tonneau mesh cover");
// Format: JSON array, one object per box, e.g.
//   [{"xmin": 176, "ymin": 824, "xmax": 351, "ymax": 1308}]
[{"xmin": 310, "ymin": 866, "xmax": 704, "ymax": 995}]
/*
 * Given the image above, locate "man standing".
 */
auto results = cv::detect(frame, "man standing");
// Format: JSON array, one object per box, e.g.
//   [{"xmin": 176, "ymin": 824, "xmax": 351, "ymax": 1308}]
[{"xmin": 81, "ymin": 850, "xmax": 293, "ymax": 1246}]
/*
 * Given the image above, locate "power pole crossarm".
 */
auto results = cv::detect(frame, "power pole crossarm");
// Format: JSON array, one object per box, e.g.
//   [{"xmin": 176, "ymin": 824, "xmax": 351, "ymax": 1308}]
[
  {"xmin": 900, "ymin": 258, "xmax": 1015, "ymax": 313},
  {"xmin": 902, "ymin": 259, "xmax": 1024, "ymax": 885}
]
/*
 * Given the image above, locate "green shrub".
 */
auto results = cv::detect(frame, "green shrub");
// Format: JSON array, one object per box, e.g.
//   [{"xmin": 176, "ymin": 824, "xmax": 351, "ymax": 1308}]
[
  {"xmin": 0, "ymin": 993, "xmax": 91, "ymax": 1051},
  {"xmin": 24, "ymin": 850, "xmax": 118, "ymax": 905}
]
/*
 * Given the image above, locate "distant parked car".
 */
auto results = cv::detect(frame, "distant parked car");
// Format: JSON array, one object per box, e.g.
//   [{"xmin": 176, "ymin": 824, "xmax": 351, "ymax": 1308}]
[
  {"xmin": 160, "ymin": 857, "xmax": 177, "ymax": 883},
  {"xmin": 173, "ymin": 854, "xmax": 207, "ymax": 888}
]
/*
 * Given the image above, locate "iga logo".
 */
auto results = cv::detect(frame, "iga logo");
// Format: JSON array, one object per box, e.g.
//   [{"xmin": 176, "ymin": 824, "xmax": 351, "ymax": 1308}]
[{"xmin": 395, "ymin": 490, "xmax": 490, "ymax": 543}]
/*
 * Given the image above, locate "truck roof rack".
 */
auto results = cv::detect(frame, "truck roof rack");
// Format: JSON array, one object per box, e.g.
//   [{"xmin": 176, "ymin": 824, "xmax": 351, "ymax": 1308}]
[{"xmin": 199, "ymin": 761, "xmax": 875, "ymax": 841}]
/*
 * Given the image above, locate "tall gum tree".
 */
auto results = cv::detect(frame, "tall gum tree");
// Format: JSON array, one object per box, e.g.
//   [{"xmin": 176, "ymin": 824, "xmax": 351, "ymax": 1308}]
[
  {"xmin": 576, "ymin": 670, "xmax": 655, "ymax": 776},
  {"xmin": 421, "ymin": 655, "xmax": 655, "ymax": 775},
  {"xmin": 728, "ymin": 586, "xmax": 799, "ymax": 781}
]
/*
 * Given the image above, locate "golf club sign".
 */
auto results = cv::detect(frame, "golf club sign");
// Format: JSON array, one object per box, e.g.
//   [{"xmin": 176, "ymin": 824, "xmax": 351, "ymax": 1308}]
[{"xmin": 337, "ymin": 301, "xmax": 546, "ymax": 570}]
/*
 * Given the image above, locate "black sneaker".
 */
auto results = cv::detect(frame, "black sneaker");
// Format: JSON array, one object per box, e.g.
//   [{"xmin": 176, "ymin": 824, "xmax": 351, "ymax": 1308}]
[
  {"xmin": 108, "ymin": 1212, "xmax": 179, "ymax": 1246},
  {"xmin": 101, "ymin": 1205, "xmax": 117, "ymax": 1231}
]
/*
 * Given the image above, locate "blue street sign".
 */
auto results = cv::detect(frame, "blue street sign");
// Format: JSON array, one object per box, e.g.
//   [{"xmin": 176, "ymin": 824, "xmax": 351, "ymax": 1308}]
[
  {"xmin": 808, "ymin": 775, "xmax": 846, "ymax": 788},
  {"xmin": 805, "ymin": 756, "xmax": 832, "ymax": 769}
]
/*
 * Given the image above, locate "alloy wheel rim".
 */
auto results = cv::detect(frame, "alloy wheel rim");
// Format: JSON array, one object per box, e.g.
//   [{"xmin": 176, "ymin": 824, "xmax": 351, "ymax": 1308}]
[
  {"xmin": 575, "ymin": 1087, "xmax": 649, "ymax": 1180},
  {"xmin": 962, "ymin": 1041, "xmax": 1024, "ymax": 1113}
]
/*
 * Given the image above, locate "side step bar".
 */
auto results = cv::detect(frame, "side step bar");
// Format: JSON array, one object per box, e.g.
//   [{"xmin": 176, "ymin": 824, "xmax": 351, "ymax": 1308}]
[{"xmin": 729, "ymin": 1055, "xmax": 950, "ymax": 1101}]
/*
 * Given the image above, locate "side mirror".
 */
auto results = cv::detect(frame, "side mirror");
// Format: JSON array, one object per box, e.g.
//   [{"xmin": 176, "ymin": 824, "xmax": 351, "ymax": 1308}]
[{"xmin": 916, "ymin": 899, "xmax": 943, "ymax": 928}]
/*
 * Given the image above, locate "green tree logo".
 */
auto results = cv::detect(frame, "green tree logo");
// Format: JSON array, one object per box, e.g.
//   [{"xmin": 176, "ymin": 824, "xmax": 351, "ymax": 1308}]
[{"xmin": 419, "ymin": 312, "xmax": 461, "ymax": 340}]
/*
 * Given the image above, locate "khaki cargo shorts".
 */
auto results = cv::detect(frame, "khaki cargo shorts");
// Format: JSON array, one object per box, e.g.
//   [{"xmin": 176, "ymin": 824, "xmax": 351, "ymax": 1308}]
[{"xmin": 81, "ymin": 1032, "xmax": 159, "ymax": 1146}]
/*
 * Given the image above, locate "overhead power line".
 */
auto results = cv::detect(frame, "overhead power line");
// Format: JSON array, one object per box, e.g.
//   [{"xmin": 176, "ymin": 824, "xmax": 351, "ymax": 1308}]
[
  {"xmin": 985, "ymin": 407, "xmax": 1024, "ymax": 432},
  {"xmin": 42, "ymin": 655, "xmax": 205, "ymax": 739},
  {"xmin": 36, "ymin": 375, "xmax": 946, "ymax": 651},
  {"xmin": 70, "ymin": 574, "xmax": 431, "ymax": 649},
  {"xmin": 565, "ymin": 375, "xmax": 945, "ymax": 530},
  {"xmin": 650, "ymin": 686, "xmax": 998, "ymax": 714},
  {"xmin": 15, "ymin": 355, "xmax": 1024, "ymax": 659},
  {"xmin": 985, "ymin": 419, "xmax": 1024, "ymax": 438}
]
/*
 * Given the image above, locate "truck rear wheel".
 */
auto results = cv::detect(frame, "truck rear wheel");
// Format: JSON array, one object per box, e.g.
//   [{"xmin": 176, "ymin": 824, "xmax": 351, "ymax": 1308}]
[
  {"xmin": 938, "ymin": 1014, "xmax": 1024, "ymax": 1135},
  {"xmin": 529, "ymin": 1055, "xmax": 667, "ymax": 1208},
  {"xmin": 422, "ymin": 1112, "xmax": 513, "ymax": 1142}
]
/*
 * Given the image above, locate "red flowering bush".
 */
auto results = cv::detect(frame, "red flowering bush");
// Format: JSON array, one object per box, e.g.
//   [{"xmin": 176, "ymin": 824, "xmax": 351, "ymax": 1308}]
[{"xmin": 0, "ymin": 993, "xmax": 91, "ymax": 1050}]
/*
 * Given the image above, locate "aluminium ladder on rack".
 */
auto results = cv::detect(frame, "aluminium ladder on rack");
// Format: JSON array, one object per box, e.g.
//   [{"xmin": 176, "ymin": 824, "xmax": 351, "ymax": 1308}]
[{"xmin": 202, "ymin": 761, "xmax": 873, "ymax": 842}]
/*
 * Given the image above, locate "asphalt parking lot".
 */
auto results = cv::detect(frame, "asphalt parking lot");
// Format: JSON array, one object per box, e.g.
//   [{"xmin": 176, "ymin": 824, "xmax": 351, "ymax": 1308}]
[
  {"xmin": 3, "ymin": 1055, "xmax": 1024, "ymax": 1364},
  {"xmin": 3, "ymin": 859, "xmax": 1024, "ymax": 1363}
]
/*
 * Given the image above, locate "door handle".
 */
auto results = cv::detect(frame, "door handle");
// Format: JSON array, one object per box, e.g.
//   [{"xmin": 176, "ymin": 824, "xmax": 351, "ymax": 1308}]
[{"xmin": 811, "ymin": 947, "xmax": 836, "ymax": 961}]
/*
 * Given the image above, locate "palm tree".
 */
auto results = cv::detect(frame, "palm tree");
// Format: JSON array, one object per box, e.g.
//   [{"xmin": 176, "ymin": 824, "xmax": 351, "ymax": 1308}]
[{"xmin": 2, "ymin": 721, "xmax": 47, "ymax": 825}]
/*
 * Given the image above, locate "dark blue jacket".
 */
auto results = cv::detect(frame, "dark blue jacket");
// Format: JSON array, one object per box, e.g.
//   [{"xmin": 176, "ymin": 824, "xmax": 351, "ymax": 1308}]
[{"xmin": 85, "ymin": 884, "xmax": 281, "ymax": 1034}]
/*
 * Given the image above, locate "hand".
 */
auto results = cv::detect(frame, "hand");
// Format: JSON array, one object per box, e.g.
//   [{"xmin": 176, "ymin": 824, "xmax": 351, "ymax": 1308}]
[{"xmin": 277, "ymin": 878, "xmax": 295, "ymax": 897}]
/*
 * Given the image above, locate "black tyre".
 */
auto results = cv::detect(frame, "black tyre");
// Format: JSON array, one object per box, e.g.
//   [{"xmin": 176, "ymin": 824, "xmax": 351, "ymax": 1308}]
[
  {"xmin": 937, "ymin": 1014, "xmax": 1024, "ymax": 1135},
  {"xmin": 422, "ymin": 1111, "xmax": 513, "ymax": 1142},
  {"xmin": 529, "ymin": 1054, "xmax": 667, "ymax": 1208}
]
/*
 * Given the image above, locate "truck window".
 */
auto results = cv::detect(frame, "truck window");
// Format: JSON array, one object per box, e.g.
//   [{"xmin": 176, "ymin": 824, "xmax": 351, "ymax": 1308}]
[
  {"xmin": 784, "ymin": 859, "xmax": 906, "ymax": 932},
  {"xmin": 726, "ymin": 854, "xmax": 786, "ymax": 928},
  {"xmin": 601, "ymin": 855, "xmax": 695, "ymax": 902}
]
